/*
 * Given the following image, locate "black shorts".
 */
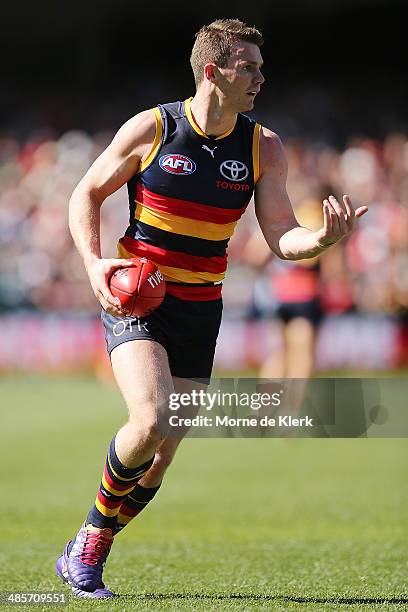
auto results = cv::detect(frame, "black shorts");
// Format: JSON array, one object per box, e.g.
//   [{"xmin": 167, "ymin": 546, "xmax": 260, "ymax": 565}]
[
  {"xmin": 275, "ymin": 299, "xmax": 322, "ymax": 326},
  {"xmin": 101, "ymin": 294, "xmax": 223, "ymax": 381}
]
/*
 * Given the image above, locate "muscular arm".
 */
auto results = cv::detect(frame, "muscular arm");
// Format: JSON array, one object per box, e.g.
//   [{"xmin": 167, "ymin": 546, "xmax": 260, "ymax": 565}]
[
  {"xmin": 254, "ymin": 128, "xmax": 368, "ymax": 260},
  {"xmin": 68, "ymin": 109, "xmax": 157, "ymax": 314}
]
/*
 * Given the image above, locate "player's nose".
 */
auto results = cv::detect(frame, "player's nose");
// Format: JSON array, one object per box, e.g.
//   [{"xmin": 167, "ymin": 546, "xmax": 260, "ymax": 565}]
[{"xmin": 254, "ymin": 70, "xmax": 265, "ymax": 86}]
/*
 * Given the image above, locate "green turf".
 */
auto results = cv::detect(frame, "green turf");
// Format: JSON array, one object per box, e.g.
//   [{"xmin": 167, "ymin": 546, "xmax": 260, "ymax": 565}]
[{"xmin": 0, "ymin": 376, "xmax": 407, "ymax": 611}]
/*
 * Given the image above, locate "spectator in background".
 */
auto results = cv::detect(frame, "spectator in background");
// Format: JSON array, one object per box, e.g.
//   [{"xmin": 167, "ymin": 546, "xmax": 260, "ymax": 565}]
[{"xmin": 244, "ymin": 189, "xmax": 326, "ymax": 379}]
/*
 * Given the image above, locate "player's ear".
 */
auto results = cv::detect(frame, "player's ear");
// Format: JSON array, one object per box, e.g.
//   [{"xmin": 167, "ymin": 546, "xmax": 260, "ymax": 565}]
[{"xmin": 204, "ymin": 63, "xmax": 217, "ymax": 83}]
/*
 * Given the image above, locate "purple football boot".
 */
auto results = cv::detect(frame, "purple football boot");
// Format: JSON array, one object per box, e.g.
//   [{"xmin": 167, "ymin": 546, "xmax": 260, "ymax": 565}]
[
  {"xmin": 69, "ymin": 584, "xmax": 115, "ymax": 599},
  {"xmin": 56, "ymin": 539, "xmax": 115, "ymax": 599},
  {"xmin": 63, "ymin": 523, "xmax": 114, "ymax": 591}
]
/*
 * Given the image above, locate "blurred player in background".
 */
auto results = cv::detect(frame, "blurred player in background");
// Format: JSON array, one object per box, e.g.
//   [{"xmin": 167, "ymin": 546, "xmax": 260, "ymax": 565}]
[
  {"xmin": 245, "ymin": 189, "xmax": 330, "ymax": 379},
  {"xmin": 56, "ymin": 18, "xmax": 367, "ymax": 598}
]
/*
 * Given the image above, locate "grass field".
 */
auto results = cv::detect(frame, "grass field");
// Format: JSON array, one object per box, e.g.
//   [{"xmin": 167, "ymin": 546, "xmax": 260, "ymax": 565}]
[{"xmin": 0, "ymin": 376, "xmax": 407, "ymax": 611}]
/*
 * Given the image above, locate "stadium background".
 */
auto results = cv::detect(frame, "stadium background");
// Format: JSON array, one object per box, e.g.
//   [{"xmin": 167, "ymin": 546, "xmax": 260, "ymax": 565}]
[
  {"xmin": 1, "ymin": 0, "xmax": 407, "ymax": 374},
  {"xmin": 1, "ymin": 2, "xmax": 407, "ymax": 609}
]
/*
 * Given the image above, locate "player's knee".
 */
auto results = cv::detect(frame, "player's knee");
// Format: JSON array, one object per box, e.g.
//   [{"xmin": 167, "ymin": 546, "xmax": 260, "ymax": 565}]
[
  {"xmin": 126, "ymin": 387, "xmax": 170, "ymax": 416},
  {"xmin": 127, "ymin": 415, "xmax": 164, "ymax": 447}
]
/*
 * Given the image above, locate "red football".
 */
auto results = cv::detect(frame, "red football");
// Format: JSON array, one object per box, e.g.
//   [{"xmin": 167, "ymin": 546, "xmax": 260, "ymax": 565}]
[{"xmin": 109, "ymin": 257, "xmax": 166, "ymax": 317}]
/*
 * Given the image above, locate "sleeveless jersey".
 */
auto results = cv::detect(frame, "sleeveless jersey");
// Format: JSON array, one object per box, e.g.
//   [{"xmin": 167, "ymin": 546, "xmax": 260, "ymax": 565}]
[{"xmin": 118, "ymin": 98, "xmax": 261, "ymax": 300}]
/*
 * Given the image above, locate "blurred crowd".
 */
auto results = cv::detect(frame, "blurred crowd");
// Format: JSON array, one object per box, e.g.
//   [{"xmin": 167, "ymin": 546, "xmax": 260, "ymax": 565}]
[{"xmin": 0, "ymin": 128, "xmax": 407, "ymax": 326}]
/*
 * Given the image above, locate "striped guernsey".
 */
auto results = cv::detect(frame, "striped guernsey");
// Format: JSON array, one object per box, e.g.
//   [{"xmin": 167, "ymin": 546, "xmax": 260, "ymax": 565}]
[{"xmin": 118, "ymin": 98, "xmax": 261, "ymax": 300}]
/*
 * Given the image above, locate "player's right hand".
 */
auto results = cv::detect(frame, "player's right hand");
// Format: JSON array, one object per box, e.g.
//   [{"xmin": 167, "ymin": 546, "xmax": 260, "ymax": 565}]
[
  {"xmin": 316, "ymin": 194, "xmax": 368, "ymax": 248},
  {"xmin": 87, "ymin": 258, "xmax": 136, "ymax": 316}
]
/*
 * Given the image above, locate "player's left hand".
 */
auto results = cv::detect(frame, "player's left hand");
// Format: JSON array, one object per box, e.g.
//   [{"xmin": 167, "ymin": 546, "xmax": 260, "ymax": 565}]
[{"xmin": 315, "ymin": 194, "xmax": 368, "ymax": 248}]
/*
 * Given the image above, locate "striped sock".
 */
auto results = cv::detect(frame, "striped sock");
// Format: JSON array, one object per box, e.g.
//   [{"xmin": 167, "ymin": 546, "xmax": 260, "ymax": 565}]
[
  {"xmin": 86, "ymin": 437, "xmax": 154, "ymax": 531},
  {"xmin": 115, "ymin": 483, "xmax": 161, "ymax": 534}
]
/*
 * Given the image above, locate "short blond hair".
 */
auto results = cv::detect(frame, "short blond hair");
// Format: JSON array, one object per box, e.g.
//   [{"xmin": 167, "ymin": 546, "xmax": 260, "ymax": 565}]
[{"xmin": 190, "ymin": 18, "xmax": 264, "ymax": 86}]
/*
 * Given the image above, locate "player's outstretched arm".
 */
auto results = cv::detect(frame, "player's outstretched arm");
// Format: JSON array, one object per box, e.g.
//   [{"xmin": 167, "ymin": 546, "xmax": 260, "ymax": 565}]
[
  {"xmin": 68, "ymin": 110, "xmax": 157, "ymax": 315},
  {"xmin": 254, "ymin": 128, "xmax": 368, "ymax": 260}
]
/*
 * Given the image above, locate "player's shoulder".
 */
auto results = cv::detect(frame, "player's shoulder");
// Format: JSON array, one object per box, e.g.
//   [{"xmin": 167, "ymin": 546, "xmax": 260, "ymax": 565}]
[
  {"xmin": 259, "ymin": 125, "xmax": 287, "ymax": 170},
  {"xmin": 238, "ymin": 112, "xmax": 261, "ymax": 134},
  {"xmin": 119, "ymin": 108, "xmax": 158, "ymax": 138},
  {"xmin": 112, "ymin": 108, "xmax": 159, "ymax": 153},
  {"xmin": 239, "ymin": 114, "xmax": 283, "ymax": 149},
  {"xmin": 159, "ymin": 100, "xmax": 184, "ymax": 117},
  {"xmin": 260, "ymin": 125, "xmax": 283, "ymax": 148},
  {"xmin": 118, "ymin": 100, "xmax": 184, "ymax": 134}
]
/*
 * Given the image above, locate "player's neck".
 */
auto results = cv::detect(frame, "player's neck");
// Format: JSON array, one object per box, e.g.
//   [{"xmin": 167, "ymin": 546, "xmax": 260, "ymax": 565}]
[{"xmin": 190, "ymin": 91, "xmax": 237, "ymax": 138}]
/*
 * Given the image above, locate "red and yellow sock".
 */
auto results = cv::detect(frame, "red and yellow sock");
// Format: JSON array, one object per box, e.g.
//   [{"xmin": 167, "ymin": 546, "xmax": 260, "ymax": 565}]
[
  {"xmin": 86, "ymin": 437, "xmax": 153, "ymax": 531},
  {"xmin": 115, "ymin": 483, "xmax": 161, "ymax": 534}
]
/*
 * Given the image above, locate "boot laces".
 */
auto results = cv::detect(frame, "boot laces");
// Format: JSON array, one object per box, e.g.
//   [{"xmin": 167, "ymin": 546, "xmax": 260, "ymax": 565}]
[{"xmin": 78, "ymin": 530, "xmax": 112, "ymax": 566}]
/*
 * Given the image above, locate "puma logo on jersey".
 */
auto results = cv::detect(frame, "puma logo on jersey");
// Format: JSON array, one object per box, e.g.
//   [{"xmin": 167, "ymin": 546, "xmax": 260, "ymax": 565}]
[{"xmin": 202, "ymin": 145, "xmax": 217, "ymax": 158}]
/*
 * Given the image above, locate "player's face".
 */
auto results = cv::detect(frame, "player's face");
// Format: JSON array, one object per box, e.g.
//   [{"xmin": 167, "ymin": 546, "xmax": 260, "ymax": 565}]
[{"xmin": 217, "ymin": 42, "xmax": 265, "ymax": 112}]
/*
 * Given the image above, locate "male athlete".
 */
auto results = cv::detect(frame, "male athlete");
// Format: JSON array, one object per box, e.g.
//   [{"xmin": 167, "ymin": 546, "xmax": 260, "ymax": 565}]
[{"xmin": 56, "ymin": 19, "xmax": 367, "ymax": 598}]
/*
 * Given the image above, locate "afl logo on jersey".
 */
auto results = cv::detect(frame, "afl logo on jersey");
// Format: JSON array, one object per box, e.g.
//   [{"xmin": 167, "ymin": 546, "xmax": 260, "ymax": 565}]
[
  {"xmin": 159, "ymin": 154, "xmax": 196, "ymax": 175},
  {"xmin": 219, "ymin": 160, "xmax": 249, "ymax": 182}
]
